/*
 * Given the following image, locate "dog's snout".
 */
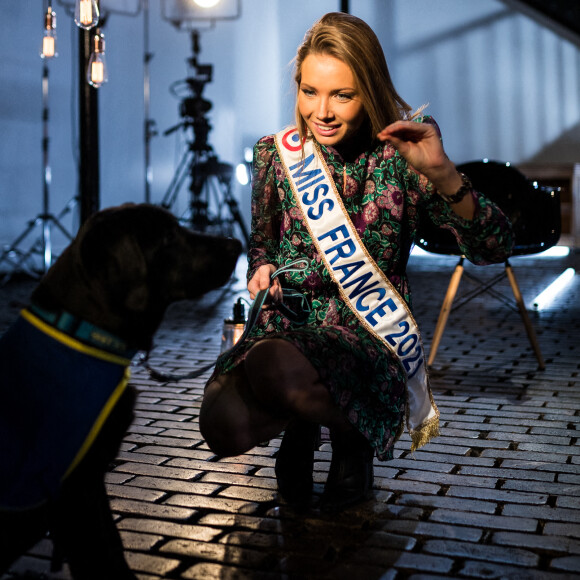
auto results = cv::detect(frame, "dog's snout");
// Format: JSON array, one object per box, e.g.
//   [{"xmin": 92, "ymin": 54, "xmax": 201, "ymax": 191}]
[
  {"xmin": 227, "ymin": 237, "xmax": 243, "ymax": 259},
  {"xmin": 219, "ymin": 237, "xmax": 242, "ymax": 276}
]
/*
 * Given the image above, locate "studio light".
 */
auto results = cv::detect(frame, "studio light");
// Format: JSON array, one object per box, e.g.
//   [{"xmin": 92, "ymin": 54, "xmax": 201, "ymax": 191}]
[
  {"xmin": 235, "ymin": 163, "xmax": 249, "ymax": 186},
  {"xmin": 41, "ymin": 4, "xmax": 58, "ymax": 59},
  {"xmin": 531, "ymin": 267, "xmax": 576, "ymax": 310},
  {"xmin": 194, "ymin": 0, "xmax": 222, "ymax": 7},
  {"xmin": 235, "ymin": 148, "xmax": 253, "ymax": 186},
  {"xmin": 159, "ymin": 0, "xmax": 248, "ymax": 244},
  {"xmin": 75, "ymin": 0, "xmax": 99, "ymax": 30},
  {"xmin": 87, "ymin": 29, "xmax": 108, "ymax": 88},
  {"xmin": 412, "ymin": 244, "xmax": 571, "ymax": 259},
  {"xmin": 162, "ymin": 0, "xmax": 240, "ymax": 29},
  {"xmin": 521, "ymin": 245, "xmax": 570, "ymax": 258}
]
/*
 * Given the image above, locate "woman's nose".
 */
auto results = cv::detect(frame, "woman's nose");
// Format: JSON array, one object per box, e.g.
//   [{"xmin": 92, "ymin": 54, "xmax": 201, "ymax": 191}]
[{"xmin": 316, "ymin": 97, "xmax": 332, "ymax": 120}]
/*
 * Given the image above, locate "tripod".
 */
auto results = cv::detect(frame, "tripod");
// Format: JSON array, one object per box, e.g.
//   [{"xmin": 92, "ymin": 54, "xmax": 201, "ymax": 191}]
[
  {"xmin": 0, "ymin": 62, "xmax": 75, "ymax": 284},
  {"xmin": 161, "ymin": 134, "xmax": 249, "ymax": 245},
  {"xmin": 160, "ymin": 31, "xmax": 249, "ymax": 246}
]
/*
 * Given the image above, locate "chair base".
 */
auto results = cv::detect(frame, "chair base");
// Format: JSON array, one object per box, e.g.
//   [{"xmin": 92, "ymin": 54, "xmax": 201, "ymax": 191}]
[{"xmin": 427, "ymin": 257, "xmax": 545, "ymax": 370}]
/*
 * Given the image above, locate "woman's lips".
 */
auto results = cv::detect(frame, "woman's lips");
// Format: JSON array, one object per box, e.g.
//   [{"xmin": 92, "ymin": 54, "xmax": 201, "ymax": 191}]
[{"xmin": 314, "ymin": 123, "xmax": 340, "ymax": 137}]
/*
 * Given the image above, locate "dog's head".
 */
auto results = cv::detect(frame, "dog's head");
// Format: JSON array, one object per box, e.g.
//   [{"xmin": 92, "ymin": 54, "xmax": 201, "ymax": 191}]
[
  {"xmin": 80, "ymin": 204, "xmax": 241, "ymax": 308},
  {"xmin": 34, "ymin": 203, "xmax": 242, "ymax": 347}
]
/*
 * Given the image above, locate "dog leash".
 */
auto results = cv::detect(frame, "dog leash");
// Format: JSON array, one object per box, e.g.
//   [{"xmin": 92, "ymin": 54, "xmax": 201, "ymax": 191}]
[{"xmin": 143, "ymin": 259, "xmax": 309, "ymax": 383}]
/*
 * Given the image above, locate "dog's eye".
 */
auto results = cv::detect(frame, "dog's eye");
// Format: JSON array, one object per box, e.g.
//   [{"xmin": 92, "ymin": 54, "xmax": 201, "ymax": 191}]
[{"xmin": 162, "ymin": 230, "xmax": 178, "ymax": 246}]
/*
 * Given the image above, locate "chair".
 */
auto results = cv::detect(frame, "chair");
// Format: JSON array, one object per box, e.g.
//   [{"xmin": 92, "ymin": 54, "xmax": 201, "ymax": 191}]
[{"xmin": 415, "ymin": 160, "xmax": 561, "ymax": 370}]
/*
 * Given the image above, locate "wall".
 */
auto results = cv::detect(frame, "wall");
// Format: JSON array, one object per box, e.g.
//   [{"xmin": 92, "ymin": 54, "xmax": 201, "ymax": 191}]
[
  {"xmin": 387, "ymin": 0, "xmax": 580, "ymax": 164},
  {"xmin": 1, "ymin": 0, "xmax": 580, "ymax": 271}
]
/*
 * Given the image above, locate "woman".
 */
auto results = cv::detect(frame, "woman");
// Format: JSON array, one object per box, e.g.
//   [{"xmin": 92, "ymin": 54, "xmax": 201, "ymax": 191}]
[{"xmin": 200, "ymin": 12, "xmax": 513, "ymax": 512}]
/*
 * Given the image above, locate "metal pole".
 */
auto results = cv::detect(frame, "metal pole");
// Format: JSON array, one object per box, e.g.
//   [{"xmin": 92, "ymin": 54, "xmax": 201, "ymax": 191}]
[
  {"xmin": 340, "ymin": 0, "xmax": 349, "ymax": 13},
  {"xmin": 41, "ymin": 62, "xmax": 52, "ymax": 272},
  {"xmin": 78, "ymin": 10, "xmax": 100, "ymax": 224},
  {"xmin": 143, "ymin": 0, "xmax": 155, "ymax": 203}
]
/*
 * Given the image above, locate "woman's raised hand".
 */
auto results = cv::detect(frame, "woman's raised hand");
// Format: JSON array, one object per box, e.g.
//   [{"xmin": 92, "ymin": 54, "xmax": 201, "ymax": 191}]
[
  {"xmin": 377, "ymin": 121, "xmax": 450, "ymax": 177},
  {"xmin": 377, "ymin": 120, "xmax": 463, "ymax": 200}
]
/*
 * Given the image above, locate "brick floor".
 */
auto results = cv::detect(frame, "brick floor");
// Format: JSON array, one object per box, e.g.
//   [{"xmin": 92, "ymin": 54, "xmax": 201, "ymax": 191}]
[{"xmin": 1, "ymin": 248, "xmax": 579, "ymax": 579}]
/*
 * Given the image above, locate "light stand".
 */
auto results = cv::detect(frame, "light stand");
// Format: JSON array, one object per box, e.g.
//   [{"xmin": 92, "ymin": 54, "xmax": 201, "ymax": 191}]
[
  {"xmin": 143, "ymin": 0, "xmax": 157, "ymax": 203},
  {"xmin": 58, "ymin": 0, "xmax": 143, "ymax": 214},
  {"xmin": 40, "ymin": 60, "xmax": 75, "ymax": 271},
  {"xmin": 160, "ymin": 30, "xmax": 249, "ymax": 246},
  {"xmin": 0, "ymin": 5, "xmax": 75, "ymax": 284}
]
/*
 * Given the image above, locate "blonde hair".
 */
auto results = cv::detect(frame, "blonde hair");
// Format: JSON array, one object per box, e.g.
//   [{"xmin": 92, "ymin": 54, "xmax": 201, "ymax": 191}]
[{"xmin": 294, "ymin": 12, "xmax": 413, "ymax": 144}]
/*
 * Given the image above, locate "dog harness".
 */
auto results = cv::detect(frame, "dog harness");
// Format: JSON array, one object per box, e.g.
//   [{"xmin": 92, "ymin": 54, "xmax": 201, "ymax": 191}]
[{"xmin": 0, "ymin": 308, "xmax": 135, "ymax": 510}]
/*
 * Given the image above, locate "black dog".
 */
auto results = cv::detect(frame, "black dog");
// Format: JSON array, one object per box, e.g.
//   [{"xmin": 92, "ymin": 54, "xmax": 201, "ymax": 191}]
[{"xmin": 0, "ymin": 204, "xmax": 241, "ymax": 579}]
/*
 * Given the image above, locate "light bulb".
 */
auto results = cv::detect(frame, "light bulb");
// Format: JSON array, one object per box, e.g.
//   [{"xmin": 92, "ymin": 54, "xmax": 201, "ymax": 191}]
[
  {"xmin": 236, "ymin": 163, "xmax": 249, "ymax": 186},
  {"xmin": 194, "ymin": 0, "xmax": 222, "ymax": 7},
  {"xmin": 87, "ymin": 30, "xmax": 108, "ymax": 88},
  {"xmin": 41, "ymin": 7, "xmax": 57, "ymax": 59},
  {"xmin": 75, "ymin": 0, "xmax": 99, "ymax": 30}
]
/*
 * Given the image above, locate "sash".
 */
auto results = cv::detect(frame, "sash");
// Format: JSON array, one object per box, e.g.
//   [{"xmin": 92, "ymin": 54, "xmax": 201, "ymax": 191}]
[{"xmin": 275, "ymin": 127, "xmax": 439, "ymax": 451}]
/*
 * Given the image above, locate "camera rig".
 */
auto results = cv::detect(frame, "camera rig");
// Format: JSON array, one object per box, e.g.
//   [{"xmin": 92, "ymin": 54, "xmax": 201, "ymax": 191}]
[{"xmin": 161, "ymin": 31, "xmax": 249, "ymax": 246}]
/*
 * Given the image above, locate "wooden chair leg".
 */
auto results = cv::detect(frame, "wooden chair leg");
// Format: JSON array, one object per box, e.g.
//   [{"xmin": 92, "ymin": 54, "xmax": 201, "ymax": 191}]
[
  {"xmin": 428, "ymin": 257, "xmax": 465, "ymax": 367},
  {"xmin": 505, "ymin": 262, "xmax": 546, "ymax": 370}
]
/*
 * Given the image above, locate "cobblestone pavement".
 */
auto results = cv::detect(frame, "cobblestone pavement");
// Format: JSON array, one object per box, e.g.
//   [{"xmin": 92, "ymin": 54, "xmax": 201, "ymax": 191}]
[{"xmin": 1, "ymin": 249, "xmax": 579, "ymax": 579}]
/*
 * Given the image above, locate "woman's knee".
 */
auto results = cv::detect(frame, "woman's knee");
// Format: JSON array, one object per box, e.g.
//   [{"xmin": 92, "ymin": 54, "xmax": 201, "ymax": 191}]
[
  {"xmin": 199, "ymin": 375, "xmax": 254, "ymax": 457},
  {"xmin": 202, "ymin": 426, "xmax": 252, "ymax": 458},
  {"xmin": 244, "ymin": 339, "xmax": 284, "ymax": 382},
  {"xmin": 245, "ymin": 340, "xmax": 291, "ymax": 403},
  {"xmin": 244, "ymin": 339, "xmax": 319, "ymax": 409}
]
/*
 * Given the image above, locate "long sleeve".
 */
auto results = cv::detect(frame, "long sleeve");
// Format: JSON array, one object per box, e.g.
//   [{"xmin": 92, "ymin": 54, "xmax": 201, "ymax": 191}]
[
  {"xmin": 420, "ymin": 188, "xmax": 514, "ymax": 265},
  {"xmin": 247, "ymin": 136, "xmax": 282, "ymax": 281},
  {"xmin": 402, "ymin": 117, "xmax": 514, "ymax": 266}
]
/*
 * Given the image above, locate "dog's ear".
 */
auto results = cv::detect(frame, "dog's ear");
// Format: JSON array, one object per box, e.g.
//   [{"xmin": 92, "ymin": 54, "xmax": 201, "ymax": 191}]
[
  {"xmin": 78, "ymin": 216, "xmax": 150, "ymax": 312},
  {"xmin": 116, "ymin": 239, "xmax": 150, "ymax": 312},
  {"xmin": 123, "ymin": 272, "xmax": 149, "ymax": 312}
]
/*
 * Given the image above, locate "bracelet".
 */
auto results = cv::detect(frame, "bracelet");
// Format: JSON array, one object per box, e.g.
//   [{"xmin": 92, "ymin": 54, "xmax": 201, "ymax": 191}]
[{"xmin": 438, "ymin": 172, "xmax": 472, "ymax": 204}]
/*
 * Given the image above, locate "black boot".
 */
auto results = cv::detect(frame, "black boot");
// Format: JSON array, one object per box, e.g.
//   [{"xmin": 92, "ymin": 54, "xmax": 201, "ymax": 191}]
[
  {"xmin": 320, "ymin": 428, "xmax": 374, "ymax": 513},
  {"xmin": 275, "ymin": 419, "xmax": 320, "ymax": 508}
]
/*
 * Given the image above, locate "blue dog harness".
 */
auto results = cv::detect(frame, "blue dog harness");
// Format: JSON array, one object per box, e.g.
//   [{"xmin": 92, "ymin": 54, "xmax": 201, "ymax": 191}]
[{"xmin": 0, "ymin": 309, "xmax": 135, "ymax": 510}]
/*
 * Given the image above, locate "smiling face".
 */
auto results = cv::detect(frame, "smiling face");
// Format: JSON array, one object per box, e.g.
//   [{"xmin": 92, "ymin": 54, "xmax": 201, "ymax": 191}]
[{"xmin": 297, "ymin": 53, "xmax": 367, "ymax": 147}]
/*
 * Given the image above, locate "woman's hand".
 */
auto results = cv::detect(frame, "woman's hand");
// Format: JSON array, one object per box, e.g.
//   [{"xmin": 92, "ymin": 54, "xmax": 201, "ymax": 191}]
[
  {"xmin": 247, "ymin": 264, "xmax": 283, "ymax": 304},
  {"xmin": 377, "ymin": 121, "xmax": 452, "ymax": 180},
  {"xmin": 378, "ymin": 120, "xmax": 475, "ymax": 219}
]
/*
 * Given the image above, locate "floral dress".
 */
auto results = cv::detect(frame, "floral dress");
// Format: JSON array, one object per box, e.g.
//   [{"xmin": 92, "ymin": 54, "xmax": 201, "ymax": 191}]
[{"xmin": 214, "ymin": 117, "xmax": 513, "ymax": 461}]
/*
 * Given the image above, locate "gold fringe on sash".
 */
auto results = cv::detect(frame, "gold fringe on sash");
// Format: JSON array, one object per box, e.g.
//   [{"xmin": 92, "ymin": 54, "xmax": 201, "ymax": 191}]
[{"xmin": 410, "ymin": 415, "xmax": 440, "ymax": 452}]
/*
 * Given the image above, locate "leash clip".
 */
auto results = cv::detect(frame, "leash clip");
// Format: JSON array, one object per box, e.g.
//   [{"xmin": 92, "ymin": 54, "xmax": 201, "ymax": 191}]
[
  {"xmin": 144, "ymin": 258, "xmax": 311, "ymax": 383},
  {"xmin": 270, "ymin": 258, "xmax": 309, "ymax": 279},
  {"xmin": 271, "ymin": 258, "xmax": 311, "ymax": 325}
]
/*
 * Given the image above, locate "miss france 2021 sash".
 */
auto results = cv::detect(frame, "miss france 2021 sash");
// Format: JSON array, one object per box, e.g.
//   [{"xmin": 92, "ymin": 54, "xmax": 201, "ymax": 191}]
[{"xmin": 274, "ymin": 127, "xmax": 439, "ymax": 451}]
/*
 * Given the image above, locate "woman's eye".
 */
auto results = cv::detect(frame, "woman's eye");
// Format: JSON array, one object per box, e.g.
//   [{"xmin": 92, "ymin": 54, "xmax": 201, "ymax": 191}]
[
  {"xmin": 336, "ymin": 93, "xmax": 353, "ymax": 102},
  {"xmin": 302, "ymin": 88, "xmax": 315, "ymax": 97}
]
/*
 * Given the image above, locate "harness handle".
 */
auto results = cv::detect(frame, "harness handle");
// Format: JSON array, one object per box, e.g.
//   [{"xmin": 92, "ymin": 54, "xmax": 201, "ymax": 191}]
[{"xmin": 144, "ymin": 259, "xmax": 309, "ymax": 383}]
